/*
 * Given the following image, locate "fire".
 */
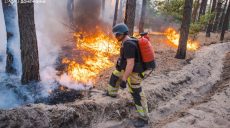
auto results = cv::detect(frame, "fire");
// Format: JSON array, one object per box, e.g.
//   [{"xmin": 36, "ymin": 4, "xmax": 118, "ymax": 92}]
[
  {"xmin": 62, "ymin": 29, "xmax": 119, "ymax": 85},
  {"xmin": 164, "ymin": 28, "xmax": 199, "ymax": 50}
]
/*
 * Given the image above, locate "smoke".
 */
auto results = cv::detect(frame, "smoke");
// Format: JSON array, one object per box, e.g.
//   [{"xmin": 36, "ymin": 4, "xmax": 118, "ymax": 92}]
[
  {"xmin": 0, "ymin": 1, "xmax": 6, "ymax": 72},
  {"xmin": 0, "ymin": 1, "xmax": 21, "ymax": 74},
  {"xmin": 34, "ymin": 0, "xmax": 104, "ymax": 92},
  {"xmin": 74, "ymin": 0, "xmax": 101, "ymax": 31},
  {"xmin": 0, "ymin": 0, "xmax": 122, "ymax": 109},
  {"xmin": 0, "ymin": 0, "xmax": 68, "ymax": 109},
  {"xmin": 0, "ymin": 1, "xmax": 28, "ymax": 109},
  {"xmin": 33, "ymin": 0, "xmax": 71, "ymax": 94}
]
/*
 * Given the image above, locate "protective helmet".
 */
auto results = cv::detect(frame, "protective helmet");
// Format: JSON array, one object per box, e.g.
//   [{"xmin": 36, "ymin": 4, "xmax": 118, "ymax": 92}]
[{"xmin": 112, "ymin": 23, "xmax": 129, "ymax": 35}]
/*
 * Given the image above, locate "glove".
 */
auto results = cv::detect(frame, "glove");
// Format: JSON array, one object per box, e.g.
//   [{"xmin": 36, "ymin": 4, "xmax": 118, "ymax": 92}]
[
  {"xmin": 120, "ymin": 80, "xmax": 127, "ymax": 89},
  {"xmin": 116, "ymin": 58, "xmax": 121, "ymax": 70}
]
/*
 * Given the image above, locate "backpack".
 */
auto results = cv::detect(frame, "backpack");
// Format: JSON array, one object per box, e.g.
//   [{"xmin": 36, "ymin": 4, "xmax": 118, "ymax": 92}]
[{"xmin": 137, "ymin": 36, "xmax": 156, "ymax": 71}]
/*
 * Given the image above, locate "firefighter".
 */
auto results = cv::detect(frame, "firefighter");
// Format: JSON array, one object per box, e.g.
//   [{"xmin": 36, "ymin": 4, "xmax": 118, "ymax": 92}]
[{"xmin": 105, "ymin": 23, "xmax": 149, "ymax": 127}]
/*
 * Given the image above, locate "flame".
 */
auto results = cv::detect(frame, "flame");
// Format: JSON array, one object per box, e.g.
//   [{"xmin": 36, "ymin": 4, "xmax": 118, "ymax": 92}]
[
  {"xmin": 164, "ymin": 28, "xmax": 199, "ymax": 50},
  {"xmin": 62, "ymin": 27, "xmax": 198, "ymax": 85},
  {"xmin": 62, "ymin": 29, "xmax": 119, "ymax": 85}
]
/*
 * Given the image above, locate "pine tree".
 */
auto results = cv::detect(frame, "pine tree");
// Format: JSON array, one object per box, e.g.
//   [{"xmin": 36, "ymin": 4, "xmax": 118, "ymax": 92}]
[
  {"xmin": 124, "ymin": 0, "xmax": 137, "ymax": 36},
  {"xmin": 213, "ymin": 0, "xmax": 223, "ymax": 32},
  {"xmin": 206, "ymin": 0, "xmax": 217, "ymax": 37},
  {"xmin": 220, "ymin": 0, "xmax": 230, "ymax": 41},
  {"xmin": 175, "ymin": 0, "xmax": 193, "ymax": 59},
  {"xmin": 67, "ymin": 0, "xmax": 74, "ymax": 24},
  {"xmin": 139, "ymin": 0, "xmax": 147, "ymax": 33},
  {"xmin": 218, "ymin": 0, "xmax": 228, "ymax": 31},
  {"xmin": 113, "ymin": 0, "xmax": 120, "ymax": 26},
  {"xmin": 18, "ymin": 2, "xmax": 40, "ymax": 84},
  {"xmin": 192, "ymin": 0, "xmax": 200, "ymax": 22},
  {"xmin": 2, "ymin": 1, "xmax": 17, "ymax": 74},
  {"xmin": 198, "ymin": 0, "xmax": 208, "ymax": 20}
]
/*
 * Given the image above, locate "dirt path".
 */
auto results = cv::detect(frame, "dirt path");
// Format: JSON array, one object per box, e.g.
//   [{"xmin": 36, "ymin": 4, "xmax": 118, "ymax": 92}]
[
  {"xmin": 151, "ymin": 52, "xmax": 230, "ymax": 128},
  {"xmin": 95, "ymin": 51, "xmax": 230, "ymax": 128}
]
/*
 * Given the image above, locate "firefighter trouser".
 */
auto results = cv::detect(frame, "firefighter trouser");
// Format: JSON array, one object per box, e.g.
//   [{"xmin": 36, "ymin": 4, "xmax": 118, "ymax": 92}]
[{"xmin": 107, "ymin": 70, "xmax": 148, "ymax": 119}]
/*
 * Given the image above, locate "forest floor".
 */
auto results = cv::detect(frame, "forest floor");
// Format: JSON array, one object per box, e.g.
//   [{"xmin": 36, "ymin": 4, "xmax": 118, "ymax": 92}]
[{"xmin": 0, "ymin": 32, "xmax": 230, "ymax": 128}]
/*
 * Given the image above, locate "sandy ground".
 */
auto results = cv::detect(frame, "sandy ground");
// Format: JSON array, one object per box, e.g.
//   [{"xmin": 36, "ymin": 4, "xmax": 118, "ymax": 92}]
[{"xmin": 94, "ymin": 39, "xmax": 230, "ymax": 128}]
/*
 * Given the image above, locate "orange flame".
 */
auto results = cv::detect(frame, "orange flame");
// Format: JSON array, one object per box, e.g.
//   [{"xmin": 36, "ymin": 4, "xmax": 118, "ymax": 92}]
[
  {"xmin": 164, "ymin": 28, "xmax": 199, "ymax": 50},
  {"xmin": 62, "ymin": 29, "xmax": 119, "ymax": 85}
]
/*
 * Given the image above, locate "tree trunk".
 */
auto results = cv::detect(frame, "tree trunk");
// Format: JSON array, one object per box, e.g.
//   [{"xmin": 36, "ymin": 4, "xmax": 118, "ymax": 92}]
[
  {"xmin": 102, "ymin": 0, "xmax": 105, "ymax": 11},
  {"xmin": 139, "ymin": 0, "xmax": 147, "ymax": 33},
  {"xmin": 198, "ymin": 0, "xmax": 208, "ymax": 20},
  {"xmin": 67, "ymin": 0, "xmax": 74, "ymax": 24},
  {"xmin": 2, "ymin": 1, "xmax": 17, "ymax": 74},
  {"xmin": 175, "ymin": 0, "xmax": 193, "ymax": 59},
  {"xmin": 192, "ymin": 0, "xmax": 200, "ymax": 22},
  {"xmin": 118, "ymin": 0, "xmax": 124, "ymax": 22},
  {"xmin": 213, "ymin": 0, "xmax": 223, "ymax": 32},
  {"xmin": 220, "ymin": 0, "xmax": 230, "ymax": 41},
  {"xmin": 206, "ymin": 0, "xmax": 217, "ymax": 37},
  {"xmin": 124, "ymin": 0, "xmax": 136, "ymax": 36},
  {"xmin": 113, "ymin": 0, "xmax": 120, "ymax": 26},
  {"xmin": 18, "ymin": 3, "xmax": 40, "ymax": 84},
  {"xmin": 218, "ymin": 0, "xmax": 228, "ymax": 31}
]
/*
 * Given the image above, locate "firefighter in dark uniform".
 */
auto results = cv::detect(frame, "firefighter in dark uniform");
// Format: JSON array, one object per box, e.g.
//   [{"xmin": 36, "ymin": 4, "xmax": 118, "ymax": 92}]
[{"xmin": 106, "ymin": 23, "xmax": 148, "ymax": 127}]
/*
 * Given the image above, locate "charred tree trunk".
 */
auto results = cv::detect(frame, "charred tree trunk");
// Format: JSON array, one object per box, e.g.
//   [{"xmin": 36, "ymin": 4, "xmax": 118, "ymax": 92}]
[
  {"xmin": 18, "ymin": 3, "xmax": 40, "ymax": 84},
  {"xmin": 213, "ymin": 0, "xmax": 223, "ymax": 32},
  {"xmin": 139, "ymin": 0, "xmax": 147, "ymax": 33},
  {"xmin": 198, "ymin": 0, "xmax": 208, "ymax": 20},
  {"xmin": 124, "ymin": 0, "xmax": 137, "ymax": 36},
  {"xmin": 2, "ymin": 1, "xmax": 17, "ymax": 74},
  {"xmin": 192, "ymin": 0, "xmax": 200, "ymax": 22},
  {"xmin": 175, "ymin": 0, "xmax": 193, "ymax": 59},
  {"xmin": 206, "ymin": 0, "xmax": 217, "ymax": 37},
  {"xmin": 67, "ymin": 0, "xmax": 74, "ymax": 24},
  {"xmin": 220, "ymin": 0, "xmax": 230, "ymax": 41},
  {"xmin": 218, "ymin": 0, "xmax": 228, "ymax": 31},
  {"xmin": 113, "ymin": 0, "xmax": 120, "ymax": 26}
]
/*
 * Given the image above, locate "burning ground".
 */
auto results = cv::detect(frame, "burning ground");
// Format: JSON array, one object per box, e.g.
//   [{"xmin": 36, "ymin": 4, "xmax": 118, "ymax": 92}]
[{"xmin": 58, "ymin": 26, "xmax": 200, "ymax": 90}]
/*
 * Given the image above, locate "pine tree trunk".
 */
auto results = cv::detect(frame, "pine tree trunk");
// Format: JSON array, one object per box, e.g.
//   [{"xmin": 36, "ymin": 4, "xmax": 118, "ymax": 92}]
[
  {"xmin": 18, "ymin": 3, "xmax": 40, "ymax": 84},
  {"xmin": 113, "ymin": 0, "xmax": 120, "ymax": 26},
  {"xmin": 218, "ymin": 0, "xmax": 228, "ymax": 31},
  {"xmin": 67, "ymin": 0, "xmax": 74, "ymax": 24},
  {"xmin": 2, "ymin": 1, "xmax": 17, "ymax": 74},
  {"xmin": 192, "ymin": 0, "xmax": 200, "ymax": 22},
  {"xmin": 206, "ymin": 0, "xmax": 217, "ymax": 37},
  {"xmin": 118, "ymin": 0, "xmax": 124, "ymax": 22},
  {"xmin": 175, "ymin": 0, "xmax": 193, "ymax": 59},
  {"xmin": 213, "ymin": 0, "xmax": 223, "ymax": 32},
  {"xmin": 124, "ymin": 0, "xmax": 136, "ymax": 36},
  {"xmin": 198, "ymin": 0, "xmax": 208, "ymax": 20},
  {"xmin": 139, "ymin": 0, "xmax": 147, "ymax": 33},
  {"xmin": 220, "ymin": 0, "xmax": 230, "ymax": 41}
]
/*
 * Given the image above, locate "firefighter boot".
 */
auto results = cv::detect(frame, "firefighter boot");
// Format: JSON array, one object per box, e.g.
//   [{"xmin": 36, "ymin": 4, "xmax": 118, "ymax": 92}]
[{"xmin": 133, "ymin": 117, "xmax": 148, "ymax": 128}]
